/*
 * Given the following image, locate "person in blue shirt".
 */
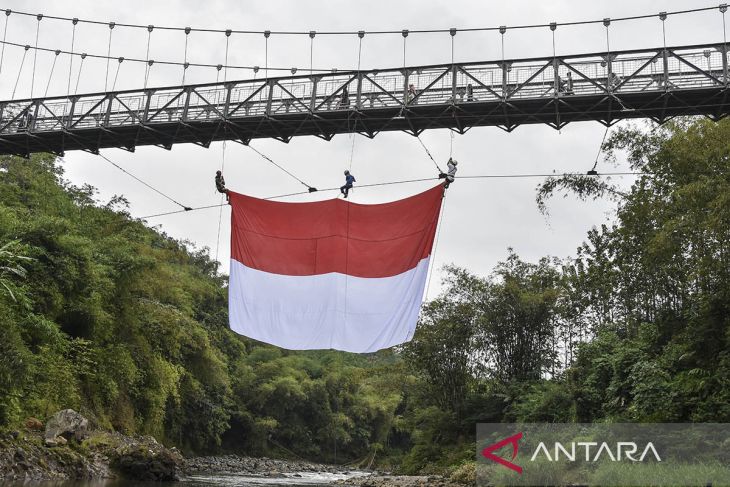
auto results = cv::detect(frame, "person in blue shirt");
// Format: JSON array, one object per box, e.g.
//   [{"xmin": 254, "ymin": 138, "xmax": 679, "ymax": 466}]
[{"xmin": 340, "ymin": 170, "xmax": 356, "ymax": 198}]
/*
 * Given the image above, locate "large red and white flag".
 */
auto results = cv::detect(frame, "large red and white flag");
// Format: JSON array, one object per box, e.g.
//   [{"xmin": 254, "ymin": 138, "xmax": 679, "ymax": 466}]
[{"xmin": 228, "ymin": 185, "xmax": 444, "ymax": 353}]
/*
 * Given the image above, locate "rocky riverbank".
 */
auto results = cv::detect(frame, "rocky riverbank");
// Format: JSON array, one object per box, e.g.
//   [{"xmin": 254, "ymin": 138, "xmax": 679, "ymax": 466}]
[
  {"xmin": 185, "ymin": 454, "xmax": 352, "ymax": 476},
  {"xmin": 331, "ymin": 474, "xmax": 466, "ymax": 487}
]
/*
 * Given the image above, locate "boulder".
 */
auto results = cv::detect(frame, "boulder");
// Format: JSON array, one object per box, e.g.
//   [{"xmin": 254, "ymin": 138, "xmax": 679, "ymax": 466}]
[
  {"xmin": 24, "ymin": 417, "xmax": 44, "ymax": 431},
  {"xmin": 45, "ymin": 409, "xmax": 88, "ymax": 443}
]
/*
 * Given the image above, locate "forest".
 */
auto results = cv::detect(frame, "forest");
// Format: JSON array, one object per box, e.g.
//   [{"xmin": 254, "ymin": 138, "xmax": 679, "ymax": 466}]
[{"xmin": 0, "ymin": 118, "xmax": 728, "ymax": 476}]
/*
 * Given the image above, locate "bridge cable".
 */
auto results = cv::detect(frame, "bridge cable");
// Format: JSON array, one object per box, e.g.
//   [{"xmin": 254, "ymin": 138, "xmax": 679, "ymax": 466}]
[
  {"xmin": 660, "ymin": 12, "xmax": 668, "ymax": 51},
  {"xmin": 722, "ymin": 4, "xmax": 728, "ymax": 49},
  {"xmin": 143, "ymin": 25, "xmax": 153, "ymax": 89},
  {"xmin": 111, "ymin": 57, "xmax": 123, "ymax": 91},
  {"xmin": 31, "ymin": 14, "xmax": 41, "ymax": 98},
  {"xmin": 43, "ymin": 49, "xmax": 60, "ymax": 97},
  {"xmin": 2, "ymin": 5, "xmax": 720, "ymax": 37},
  {"xmin": 104, "ymin": 22, "xmax": 114, "ymax": 91},
  {"xmin": 224, "ymin": 29, "xmax": 231, "ymax": 82},
  {"xmin": 138, "ymin": 171, "xmax": 645, "ymax": 220},
  {"xmin": 0, "ymin": 9, "xmax": 9, "ymax": 79},
  {"xmin": 264, "ymin": 30, "xmax": 269, "ymax": 79},
  {"xmin": 309, "ymin": 30, "xmax": 315, "ymax": 74},
  {"xmin": 66, "ymin": 18, "xmax": 76, "ymax": 95},
  {"xmin": 96, "ymin": 151, "xmax": 192, "ymax": 210},
  {"xmin": 73, "ymin": 53, "xmax": 85, "ymax": 95},
  {"xmin": 182, "ymin": 27, "xmax": 190, "ymax": 85},
  {"xmin": 11, "ymin": 45, "xmax": 27, "ymax": 99},
  {"xmin": 247, "ymin": 144, "xmax": 317, "ymax": 191}
]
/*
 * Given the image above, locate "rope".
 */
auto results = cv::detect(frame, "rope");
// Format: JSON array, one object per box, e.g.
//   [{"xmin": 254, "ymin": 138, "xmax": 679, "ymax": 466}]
[
  {"xmin": 97, "ymin": 151, "xmax": 192, "ymax": 210},
  {"xmin": 0, "ymin": 5, "xmax": 720, "ymax": 36},
  {"xmin": 247, "ymin": 144, "xmax": 315, "ymax": 190},
  {"xmin": 591, "ymin": 126, "xmax": 610, "ymax": 172},
  {"xmin": 425, "ymin": 189, "xmax": 447, "ymax": 301},
  {"xmin": 215, "ymin": 140, "xmax": 227, "ymax": 264},
  {"xmin": 309, "ymin": 33, "xmax": 314, "ymax": 74},
  {"xmin": 140, "ymin": 171, "xmax": 645, "ymax": 220},
  {"xmin": 416, "ymin": 136, "xmax": 443, "ymax": 173},
  {"xmin": 0, "ymin": 11, "xmax": 8, "ymax": 77},
  {"xmin": 43, "ymin": 50, "xmax": 59, "ymax": 97},
  {"xmin": 264, "ymin": 34, "xmax": 268, "ymax": 79},
  {"xmin": 11, "ymin": 47, "xmax": 27, "ymax": 99},
  {"xmin": 31, "ymin": 16, "xmax": 40, "ymax": 98}
]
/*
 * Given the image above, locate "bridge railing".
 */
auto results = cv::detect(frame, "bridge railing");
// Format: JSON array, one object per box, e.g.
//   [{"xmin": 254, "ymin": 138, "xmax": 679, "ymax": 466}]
[{"xmin": 0, "ymin": 43, "xmax": 726, "ymax": 137}]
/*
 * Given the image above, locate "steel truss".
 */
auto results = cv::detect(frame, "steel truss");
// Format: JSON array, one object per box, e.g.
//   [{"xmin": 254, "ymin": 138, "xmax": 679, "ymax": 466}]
[{"xmin": 0, "ymin": 42, "xmax": 728, "ymax": 157}]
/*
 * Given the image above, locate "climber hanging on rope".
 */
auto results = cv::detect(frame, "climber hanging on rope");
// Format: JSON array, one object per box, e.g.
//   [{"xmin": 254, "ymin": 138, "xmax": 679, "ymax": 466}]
[
  {"xmin": 439, "ymin": 158, "xmax": 458, "ymax": 189},
  {"xmin": 340, "ymin": 170, "xmax": 356, "ymax": 198},
  {"xmin": 215, "ymin": 170, "xmax": 230, "ymax": 202}
]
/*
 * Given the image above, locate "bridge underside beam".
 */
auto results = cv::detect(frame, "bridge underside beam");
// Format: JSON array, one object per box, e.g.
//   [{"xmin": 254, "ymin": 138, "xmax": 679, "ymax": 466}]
[{"xmin": 0, "ymin": 88, "xmax": 727, "ymax": 157}]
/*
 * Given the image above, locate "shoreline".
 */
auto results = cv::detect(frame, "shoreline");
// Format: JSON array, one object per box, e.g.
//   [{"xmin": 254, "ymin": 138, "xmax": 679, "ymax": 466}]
[{"xmin": 1, "ymin": 430, "xmax": 464, "ymax": 486}]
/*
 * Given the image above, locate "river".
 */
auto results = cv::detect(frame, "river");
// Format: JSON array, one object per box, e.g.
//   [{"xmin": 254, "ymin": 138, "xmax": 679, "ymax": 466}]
[{"xmin": 0, "ymin": 470, "xmax": 368, "ymax": 487}]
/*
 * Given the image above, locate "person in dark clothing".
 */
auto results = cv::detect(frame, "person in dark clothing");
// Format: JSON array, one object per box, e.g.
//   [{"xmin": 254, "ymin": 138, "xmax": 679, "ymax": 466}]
[
  {"xmin": 340, "ymin": 170, "xmax": 356, "ymax": 198},
  {"xmin": 339, "ymin": 85, "xmax": 350, "ymax": 108},
  {"xmin": 215, "ymin": 170, "xmax": 229, "ymax": 202}
]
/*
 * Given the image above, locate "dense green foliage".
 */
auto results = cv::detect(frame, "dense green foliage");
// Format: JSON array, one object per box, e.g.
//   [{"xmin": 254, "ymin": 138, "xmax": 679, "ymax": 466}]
[{"xmin": 0, "ymin": 118, "xmax": 728, "ymax": 474}]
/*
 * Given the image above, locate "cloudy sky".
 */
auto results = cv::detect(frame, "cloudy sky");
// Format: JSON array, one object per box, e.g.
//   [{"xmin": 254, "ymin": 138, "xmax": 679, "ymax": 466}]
[{"xmin": 0, "ymin": 0, "xmax": 722, "ymax": 295}]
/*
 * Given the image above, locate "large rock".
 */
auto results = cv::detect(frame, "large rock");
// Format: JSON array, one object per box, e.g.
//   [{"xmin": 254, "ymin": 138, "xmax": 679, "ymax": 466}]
[{"xmin": 44, "ymin": 409, "xmax": 88, "ymax": 443}]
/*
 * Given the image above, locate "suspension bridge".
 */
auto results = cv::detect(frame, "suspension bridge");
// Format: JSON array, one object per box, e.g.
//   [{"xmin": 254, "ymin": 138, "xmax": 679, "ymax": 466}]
[{"xmin": 0, "ymin": 6, "xmax": 727, "ymax": 157}]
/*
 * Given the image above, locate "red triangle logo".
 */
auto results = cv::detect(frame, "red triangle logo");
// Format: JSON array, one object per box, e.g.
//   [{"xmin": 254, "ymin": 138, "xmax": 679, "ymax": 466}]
[{"xmin": 481, "ymin": 432, "xmax": 523, "ymax": 474}]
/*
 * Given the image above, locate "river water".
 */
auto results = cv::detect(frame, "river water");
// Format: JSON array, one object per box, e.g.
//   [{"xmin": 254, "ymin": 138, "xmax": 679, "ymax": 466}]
[{"xmin": 0, "ymin": 470, "xmax": 369, "ymax": 487}]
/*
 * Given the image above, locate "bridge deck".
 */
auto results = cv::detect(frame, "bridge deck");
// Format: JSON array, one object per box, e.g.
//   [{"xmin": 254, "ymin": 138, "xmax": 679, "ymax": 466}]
[{"xmin": 0, "ymin": 42, "xmax": 728, "ymax": 157}]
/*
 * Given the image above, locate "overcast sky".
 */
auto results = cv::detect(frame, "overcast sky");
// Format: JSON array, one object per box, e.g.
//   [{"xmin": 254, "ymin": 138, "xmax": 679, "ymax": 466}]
[{"xmin": 0, "ymin": 0, "xmax": 721, "ymax": 295}]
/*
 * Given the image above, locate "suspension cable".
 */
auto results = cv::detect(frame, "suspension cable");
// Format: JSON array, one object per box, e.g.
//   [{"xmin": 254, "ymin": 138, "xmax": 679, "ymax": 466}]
[
  {"xmin": 660, "ymin": 11, "xmax": 668, "ymax": 50},
  {"xmin": 11, "ymin": 45, "xmax": 27, "ymax": 99},
  {"xmin": 105, "ymin": 22, "xmax": 114, "ymax": 91},
  {"xmin": 73, "ymin": 53, "xmax": 85, "ymax": 95},
  {"xmin": 309, "ymin": 30, "xmax": 315, "ymax": 75},
  {"xmin": 722, "ymin": 4, "xmax": 728, "ymax": 48},
  {"xmin": 31, "ymin": 14, "xmax": 41, "ymax": 98},
  {"xmin": 1, "ymin": 5, "xmax": 720, "ymax": 36},
  {"xmin": 247, "ymin": 144, "xmax": 316, "ymax": 190},
  {"xmin": 0, "ymin": 9, "xmax": 9, "ymax": 78},
  {"xmin": 402, "ymin": 29, "xmax": 408, "ymax": 67},
  {"xmin": 264, "ymin": 30, "xmax": 269, "ymax": 78},
  {"xmin": 143, "ymin": 25, "xmax": 152, "ymax": 89},
  {"xmin": 348, "ymin": 32, "xmax": 364, "ymax": 172},
  {"xmin": 182, "ymin": 27, "xmax": 190, "ymax": 84},
  {"xmin": 43, "ymin": 49, "xmax": 60, "ymax": 97},
  {"xmin": 224, "ymin": 29, "xmax": 231, "ymax": 82},
  {"xmin": 67, "ymin": 18, "xmax": 76, "ymax": 95},
  {"xmin": 111, "ymin": 57, "xmax": 123, "ymax": 91}
]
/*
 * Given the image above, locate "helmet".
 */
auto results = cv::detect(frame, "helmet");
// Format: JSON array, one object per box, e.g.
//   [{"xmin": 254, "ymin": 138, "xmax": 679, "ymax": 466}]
[
  {"xmin": 450, "ymin": 159, "xmax": 458, "ymax": 166},
  {"xmin": 216, "ymin": 170, "xmax": 222, "ymax": 175},
  {"xmin": 344, "ymin": 170, "xmax": 350, "ymax": 175}
]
